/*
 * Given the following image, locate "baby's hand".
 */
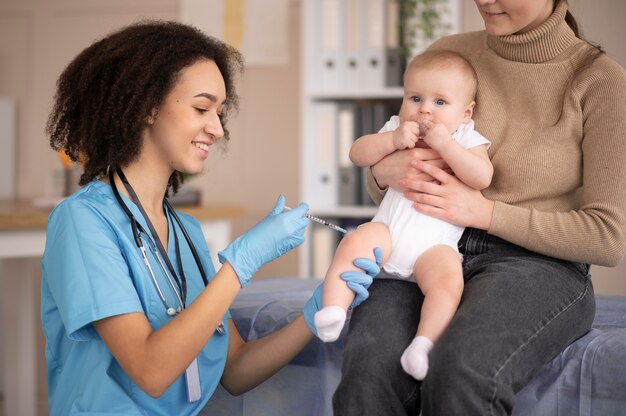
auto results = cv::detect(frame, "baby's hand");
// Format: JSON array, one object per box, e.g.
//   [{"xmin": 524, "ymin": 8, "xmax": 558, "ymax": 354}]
[
  {"xmin": 418, "ymin": 118, "xmax": 452, "ymax": 150},
  {"xmin": 392, "ymin": 121, "xmax": 420, "ymax": 150}
]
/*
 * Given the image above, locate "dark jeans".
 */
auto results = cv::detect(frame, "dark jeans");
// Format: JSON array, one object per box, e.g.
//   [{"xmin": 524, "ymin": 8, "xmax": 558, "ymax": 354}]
[{"xmin": 333, "ymin": 228, "xmax": 595, "ymax": 416}]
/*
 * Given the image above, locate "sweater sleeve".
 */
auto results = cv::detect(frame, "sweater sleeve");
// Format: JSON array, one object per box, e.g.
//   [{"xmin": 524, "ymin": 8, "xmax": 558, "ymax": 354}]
[
  {"xmin": 364, "ymin": 167, "xmax": 387, "ymax": 205},
  {"xmin": 489, "ymin": 56, "xmax": 626, "ymax": 266}
]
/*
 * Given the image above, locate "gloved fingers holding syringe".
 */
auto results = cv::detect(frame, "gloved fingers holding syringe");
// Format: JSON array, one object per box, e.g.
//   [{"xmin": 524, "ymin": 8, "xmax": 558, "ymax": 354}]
[
  {"xmin": 218, "ymin": 197, "xmax": 347, "ymax": 287},
  {"xmin": 284, "ymin": 206, "xmax": 347, "ymax": 234}
]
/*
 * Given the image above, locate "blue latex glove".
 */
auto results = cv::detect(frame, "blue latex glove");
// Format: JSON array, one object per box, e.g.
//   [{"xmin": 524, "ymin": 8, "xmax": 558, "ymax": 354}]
[
  {"xmin": 304, "ymin": 247, "xmax": 382, "ymax": 336},
  {"xmin": 219, "ymin": 195, "xmax": 308, "ymax": 287}
]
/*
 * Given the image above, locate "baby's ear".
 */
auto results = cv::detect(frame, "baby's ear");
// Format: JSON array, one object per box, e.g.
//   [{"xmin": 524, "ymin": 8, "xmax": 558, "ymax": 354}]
[{"xmin": 464, "ymin": 101, "xmax": 476, "ymax": 122}]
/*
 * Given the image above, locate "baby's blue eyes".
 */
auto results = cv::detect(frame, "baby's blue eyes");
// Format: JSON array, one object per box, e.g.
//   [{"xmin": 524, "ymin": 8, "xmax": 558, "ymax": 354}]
[{"xmin": 409, "ymin": 97, "xmax": 446, "ymax": 105}]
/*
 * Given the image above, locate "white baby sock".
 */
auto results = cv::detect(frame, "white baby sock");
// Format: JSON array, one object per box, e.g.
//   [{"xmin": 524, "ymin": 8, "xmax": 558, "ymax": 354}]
[
  {"xmin": 400, "ymin": 336, "xmax": 434, "ymax": 380},
  {"xmin": 314, "ymin": 305, "xmax": 347, "ymax": 342}
]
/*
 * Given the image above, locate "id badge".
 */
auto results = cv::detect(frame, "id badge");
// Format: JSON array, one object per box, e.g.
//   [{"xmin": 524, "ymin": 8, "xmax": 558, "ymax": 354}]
[{"xmin": 185, "ymin": 358, "xmax": 201, "ymax": 403}]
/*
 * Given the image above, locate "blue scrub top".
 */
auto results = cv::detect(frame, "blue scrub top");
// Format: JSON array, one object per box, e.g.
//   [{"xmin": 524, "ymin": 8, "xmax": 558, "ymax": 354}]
[{"xmin": 41, "ymin": 180, "xmax": 230, "ymax": 415}]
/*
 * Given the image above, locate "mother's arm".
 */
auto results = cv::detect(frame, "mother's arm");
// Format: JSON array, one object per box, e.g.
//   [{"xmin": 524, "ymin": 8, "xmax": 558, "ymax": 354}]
[
  {"xmin": 365, "ymin": 147, "xmax": 449, "ymax": 204},
  {"xmin": 407, "ymin": 144, "xmax": 626, "ymax": 267},
  {"xmin": 403, "ymin": 160, "xmax": 494, "ymax": 231},
  {"xmin": 476, "ymin": 59, "xmax": 626, "ymax": 266}
]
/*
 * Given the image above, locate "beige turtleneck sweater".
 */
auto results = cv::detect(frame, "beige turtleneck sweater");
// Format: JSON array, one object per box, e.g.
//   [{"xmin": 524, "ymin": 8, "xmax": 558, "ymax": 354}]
[{"xmin": 366, "ymin": 2, "xmax": 626, "ymax": 266}]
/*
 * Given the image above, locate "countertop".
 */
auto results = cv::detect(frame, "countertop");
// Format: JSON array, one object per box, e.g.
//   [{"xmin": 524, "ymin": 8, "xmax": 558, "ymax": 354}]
[{"xmin": 0, "ymin": 198, "xmax": 245, "ymax": 230}]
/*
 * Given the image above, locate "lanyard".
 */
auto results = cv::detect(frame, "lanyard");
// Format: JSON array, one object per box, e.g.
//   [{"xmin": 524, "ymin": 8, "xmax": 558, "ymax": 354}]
[{"xmin": 116, "ymin": 169, "xmax": 188, "ymax": 306}]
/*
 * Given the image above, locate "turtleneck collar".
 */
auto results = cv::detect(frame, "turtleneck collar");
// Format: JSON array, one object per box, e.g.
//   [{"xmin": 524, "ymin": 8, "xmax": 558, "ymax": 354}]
[{"xmin": 486, "ymin": 1, "xmax": 578, "ymax": 63}]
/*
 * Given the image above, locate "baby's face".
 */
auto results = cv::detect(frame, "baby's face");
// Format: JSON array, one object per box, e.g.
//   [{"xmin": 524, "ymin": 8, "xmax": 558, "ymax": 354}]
[{"xmin": 399, "ymin": 66, "xmax": 474, "ymax": 134}]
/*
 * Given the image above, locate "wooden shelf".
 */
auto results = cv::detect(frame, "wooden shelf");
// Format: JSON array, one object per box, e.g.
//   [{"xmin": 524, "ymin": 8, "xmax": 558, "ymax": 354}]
[{"xmin": 308, "ymin": 88, "xmax": 404, "ymax": 100}]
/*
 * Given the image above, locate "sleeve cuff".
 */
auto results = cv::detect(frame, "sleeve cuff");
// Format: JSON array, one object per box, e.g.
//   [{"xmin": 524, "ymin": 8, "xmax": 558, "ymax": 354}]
[
  {"xmin": 489, "ymin": 201, "xmax": 531, "ymax": 246},
  {"xmin": 66, "ymin": 299, "xmax": 144, "ymax": 341},
  {"xmin": 364, "ymin": 167, "xmax": 387, "ymax": 206}
]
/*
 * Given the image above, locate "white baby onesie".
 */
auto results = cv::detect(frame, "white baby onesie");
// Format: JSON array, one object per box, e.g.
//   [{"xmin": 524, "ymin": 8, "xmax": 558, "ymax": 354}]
[{"xmin": 371, "ymin": 116, "xmax": 490, "ymax": 279}]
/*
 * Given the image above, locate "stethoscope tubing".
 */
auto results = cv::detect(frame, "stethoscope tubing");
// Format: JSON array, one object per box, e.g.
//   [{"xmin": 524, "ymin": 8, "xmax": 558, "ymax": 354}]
[
  {"xmin": 108, "ymin": 167, "xmax": 225, "ymax": 334},
  {"xmin": 140, "ymin": 244, "xmax": 181, "ymax": 315},
  {"xmin": 165, "ymin": 198, "xmax": 209, "ymax": 287}
]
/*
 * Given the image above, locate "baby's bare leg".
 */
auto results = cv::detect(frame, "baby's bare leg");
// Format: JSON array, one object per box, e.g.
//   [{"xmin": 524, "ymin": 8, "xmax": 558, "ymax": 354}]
[
  {"xmin": 400, "ymin": 245, "xmax": 463, "ymax": 379},
  {"xmin": 315, "ymin": 222, "xmax": 391, "ymax": 342},
  {"xmin": 414, "ymin": 245, "xmax": 463, "ymax": 340}
]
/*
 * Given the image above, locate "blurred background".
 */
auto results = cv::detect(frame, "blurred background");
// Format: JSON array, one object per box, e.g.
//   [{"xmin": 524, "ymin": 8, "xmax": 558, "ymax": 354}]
[{"xmin": 0, "ymin": 0, "xmax": 624, "ymax": 414}]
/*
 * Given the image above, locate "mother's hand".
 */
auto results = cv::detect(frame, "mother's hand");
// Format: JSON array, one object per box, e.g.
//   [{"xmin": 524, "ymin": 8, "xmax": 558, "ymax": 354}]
[
  {"xmin": 371, "ymin": 148, "xmax": 447, "ymax": 190},
  {"xmin": 403, "ymin": 160, "xmax": 495, "ymax": 230}
]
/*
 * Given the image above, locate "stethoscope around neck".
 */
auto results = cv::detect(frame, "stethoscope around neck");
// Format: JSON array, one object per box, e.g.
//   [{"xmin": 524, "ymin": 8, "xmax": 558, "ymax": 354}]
[{"xmin": 108, "ymin": 167, "xmax": 225, "ymax": 334}]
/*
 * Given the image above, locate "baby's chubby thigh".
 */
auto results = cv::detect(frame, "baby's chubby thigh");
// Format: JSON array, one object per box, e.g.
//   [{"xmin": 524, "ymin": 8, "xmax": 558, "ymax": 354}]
[
  {"xmin": 413, "ymin": 244, "xmax": 463, "ymax": 297},
  {"xmin": 322, "ymin": 222, "xmax": 392, "ymax": 307},
  {"xmin": 316, "ymin": 222, "xmax": 392, "ymax": 342},
  {"xmin": 340, "ymin": 222, "xmax": 392, "ymax": 267}
]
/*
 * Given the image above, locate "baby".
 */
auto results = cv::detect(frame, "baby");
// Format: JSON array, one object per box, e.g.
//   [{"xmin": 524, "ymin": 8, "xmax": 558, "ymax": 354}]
[{"xmin": 314, "ymin": 50, "xmax": 493, "ymax": 380}]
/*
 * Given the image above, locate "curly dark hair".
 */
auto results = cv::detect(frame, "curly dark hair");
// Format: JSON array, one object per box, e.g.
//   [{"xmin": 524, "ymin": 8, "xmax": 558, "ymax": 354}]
[{"xmin": 46, "ymin": 20, "xmax": 244, "ymax": 192}]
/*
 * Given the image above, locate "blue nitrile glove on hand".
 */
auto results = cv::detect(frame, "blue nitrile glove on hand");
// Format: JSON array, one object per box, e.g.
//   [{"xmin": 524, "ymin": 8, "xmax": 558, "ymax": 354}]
[
  {"xmin": 304, "ymin": 247, "xmax": 383, "ymax": 337},
  {"xmin": 218, "ymin": 195, "xmax": 308, "ymax": 287}
]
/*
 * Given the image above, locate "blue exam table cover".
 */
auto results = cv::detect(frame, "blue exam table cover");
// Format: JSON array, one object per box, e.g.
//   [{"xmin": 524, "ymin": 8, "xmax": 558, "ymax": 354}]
[{"xmin": 201, "ymin": 278, "xmax": 626, "ymax": 416}]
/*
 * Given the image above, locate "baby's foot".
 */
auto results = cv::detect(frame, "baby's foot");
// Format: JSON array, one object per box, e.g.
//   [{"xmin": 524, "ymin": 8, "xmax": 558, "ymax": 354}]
[
  {"xmin": 314, "ymin": 305, "xmax": 347, "ymax": 342},
  {"xmin": 400, "ymin": 336, "xmax": 434, "ymax": 380}
]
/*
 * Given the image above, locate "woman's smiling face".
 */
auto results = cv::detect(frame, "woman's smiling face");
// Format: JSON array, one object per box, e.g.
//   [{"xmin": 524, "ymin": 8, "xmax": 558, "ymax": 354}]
[{"xmin": 145, "ymin": 59, "xmax": 226, "ymax": 175}]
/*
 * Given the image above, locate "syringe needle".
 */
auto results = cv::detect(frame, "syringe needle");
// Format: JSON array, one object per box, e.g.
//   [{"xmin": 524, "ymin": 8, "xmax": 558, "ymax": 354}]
[{"xmin": 284, "ymin": 206, "xmax": 347, "ymax": 234}]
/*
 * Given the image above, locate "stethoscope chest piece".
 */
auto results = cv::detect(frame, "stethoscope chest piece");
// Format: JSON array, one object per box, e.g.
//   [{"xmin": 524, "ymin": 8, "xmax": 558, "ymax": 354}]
[{"xmin": 216, "ymin": 321, "xmax": 226, "ymax": 335}]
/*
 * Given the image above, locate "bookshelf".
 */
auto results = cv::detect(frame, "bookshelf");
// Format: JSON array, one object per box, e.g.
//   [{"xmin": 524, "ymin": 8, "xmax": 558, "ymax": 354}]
[{"xmin": 298, "ymin": 0, "xmax": 460, "ymax": 277}]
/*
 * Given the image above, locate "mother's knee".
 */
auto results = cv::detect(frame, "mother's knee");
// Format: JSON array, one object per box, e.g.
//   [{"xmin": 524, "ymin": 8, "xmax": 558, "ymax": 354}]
[{"xmin": 421, "ymin": 340, "xmax": 516, "ymax": 415}]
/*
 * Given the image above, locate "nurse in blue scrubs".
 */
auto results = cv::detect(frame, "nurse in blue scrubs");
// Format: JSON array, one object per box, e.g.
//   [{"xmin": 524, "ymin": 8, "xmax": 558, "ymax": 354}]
[{"xmin": 42, "ymin": 21, "xmax": 379, "ymax": 415}]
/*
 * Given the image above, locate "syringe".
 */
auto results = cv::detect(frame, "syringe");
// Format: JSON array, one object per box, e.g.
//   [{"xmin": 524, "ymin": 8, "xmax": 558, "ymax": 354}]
[{"xmin": 284, "ymin": 206, "xmax": 347, "ymax": 234}]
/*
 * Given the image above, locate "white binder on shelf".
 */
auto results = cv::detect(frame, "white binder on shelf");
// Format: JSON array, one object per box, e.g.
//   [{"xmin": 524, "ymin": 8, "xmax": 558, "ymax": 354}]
[
  {"xmin": 360, "ymin": 0, "xmax": 386, "ymax": 90},
  {"xmin": 317, "ymin": 0, "xmax": 343, "ymax": 91},
  {"xmin": 307, "ymin": 101, "xmax": 339, "ymax": 209},
  {"xmin": 340, "ymin": 0, "xmax": 362, "ymax": 90}
]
